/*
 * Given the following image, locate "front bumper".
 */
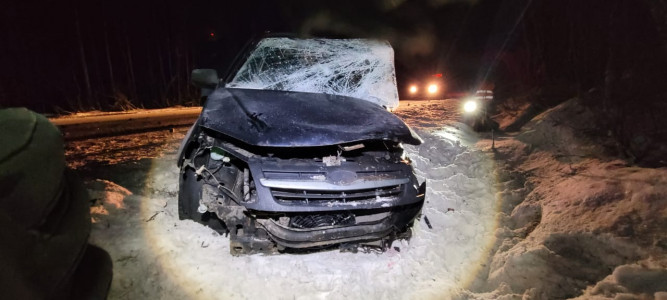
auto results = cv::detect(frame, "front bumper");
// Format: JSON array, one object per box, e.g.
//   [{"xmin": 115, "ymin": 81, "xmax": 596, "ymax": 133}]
[
  {"xmin": 257, "ymin": 191, "xmax": 425, "ymax": 248},
  {"xmin": 244, "ymin": 156, "xmax": 426, "ymax": 249}
]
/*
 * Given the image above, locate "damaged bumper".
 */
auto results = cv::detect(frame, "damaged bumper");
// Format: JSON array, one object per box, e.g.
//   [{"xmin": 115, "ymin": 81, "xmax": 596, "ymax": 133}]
[
  {"xmin": 256, "ymin": 187, "xmax": 424, "ymax": 249},
  {"xmin": 180, "ymin": 126, "xmax": 426, "ymax": 254}
]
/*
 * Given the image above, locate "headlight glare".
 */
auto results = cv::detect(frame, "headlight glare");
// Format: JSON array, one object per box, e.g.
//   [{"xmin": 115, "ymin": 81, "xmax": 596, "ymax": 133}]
[{"xmin": 463, "ymin": 100, "xmax": 478, "ymax": 113}]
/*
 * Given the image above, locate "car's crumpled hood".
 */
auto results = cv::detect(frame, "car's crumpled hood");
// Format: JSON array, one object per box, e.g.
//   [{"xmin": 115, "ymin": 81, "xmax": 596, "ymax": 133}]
[{"xmin": 200, "ymin": 88, "xmax": 421, "ymax": 147}]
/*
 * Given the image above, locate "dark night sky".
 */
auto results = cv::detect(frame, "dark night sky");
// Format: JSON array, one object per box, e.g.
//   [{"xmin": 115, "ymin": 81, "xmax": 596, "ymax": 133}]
[{"xmin": 1, "ymin": 0, "xmax": 664, "ymax": 113}]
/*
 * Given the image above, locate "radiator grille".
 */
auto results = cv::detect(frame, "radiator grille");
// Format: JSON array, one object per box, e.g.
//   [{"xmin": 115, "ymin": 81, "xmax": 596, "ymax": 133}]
[{"xmin": 271, "ymin": 184, "xmax": 403, "ymax": 203}]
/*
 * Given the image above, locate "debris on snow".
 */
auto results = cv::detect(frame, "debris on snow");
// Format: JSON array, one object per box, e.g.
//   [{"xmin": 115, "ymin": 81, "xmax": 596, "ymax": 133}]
[{"xmin": 423, "ymin": 215, "xmax": 433, "ymax": 229}]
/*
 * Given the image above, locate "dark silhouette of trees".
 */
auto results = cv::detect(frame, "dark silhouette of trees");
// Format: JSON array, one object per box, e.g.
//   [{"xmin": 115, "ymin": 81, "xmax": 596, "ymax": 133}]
[{"xmin": 491, "ymin": 0, "xmax": 667, "ymax": 165}]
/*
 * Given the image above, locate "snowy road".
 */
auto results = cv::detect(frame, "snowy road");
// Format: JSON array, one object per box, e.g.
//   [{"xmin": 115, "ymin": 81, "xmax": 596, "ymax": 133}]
[
  {"xmin": 51, "ymin": 107, "xmax": 202, "ymax": 140},
  {"xmin": 81, "ymin": 100, "xmax": 499, "ymax": 299}
]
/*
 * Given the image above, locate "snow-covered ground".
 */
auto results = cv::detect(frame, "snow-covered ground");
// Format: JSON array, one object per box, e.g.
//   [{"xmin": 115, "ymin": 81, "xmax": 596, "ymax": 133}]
[
  {"xmin": 468, "ymin": 99, "xmax": 667, "ymax": 299},
  {"xmin": 71, "ymin": 98, "xmax": 666, "ymax": 299},
  {"xmin": 79, "ymin": 99, "xmax": 501, "ymax": 299}
]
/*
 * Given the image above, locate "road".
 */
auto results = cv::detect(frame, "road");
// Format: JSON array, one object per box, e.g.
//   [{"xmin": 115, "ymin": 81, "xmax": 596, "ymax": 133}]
[{"xmin": 50, "ymin": 107, "xmax": 201, "ymax": 140}]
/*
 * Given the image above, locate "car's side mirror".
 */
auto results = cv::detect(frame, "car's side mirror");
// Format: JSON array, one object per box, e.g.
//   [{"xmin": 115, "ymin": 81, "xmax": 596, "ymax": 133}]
[{"xmin": 191, "ymin": 69, "xmax": 219, "ymax": 96}]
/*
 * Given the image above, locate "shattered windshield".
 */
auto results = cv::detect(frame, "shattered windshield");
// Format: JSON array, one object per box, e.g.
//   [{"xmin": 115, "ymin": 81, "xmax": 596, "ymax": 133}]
[{"xmin": 227, "ymin": 37, "xmax": 399, "ymax": 109}]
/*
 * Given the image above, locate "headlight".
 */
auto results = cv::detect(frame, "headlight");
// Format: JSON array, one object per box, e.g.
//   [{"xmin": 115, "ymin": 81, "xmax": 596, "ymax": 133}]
[
  {"xmin": 409, "ymin": 85, "xmax": 418, "ymax": 94},
  {"xmin": 427, "ymin": 84, "xmax": 438, "ymax": 94},
  {"xmin": 463, "ymin": 100, "xmax": 478, "ymax": 113}
]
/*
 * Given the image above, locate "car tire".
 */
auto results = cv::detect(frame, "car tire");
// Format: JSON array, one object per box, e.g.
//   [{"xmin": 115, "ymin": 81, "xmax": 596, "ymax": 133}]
[{"xmin": 178, "ymin": 166, "xmax": 227, "ymax": 233}]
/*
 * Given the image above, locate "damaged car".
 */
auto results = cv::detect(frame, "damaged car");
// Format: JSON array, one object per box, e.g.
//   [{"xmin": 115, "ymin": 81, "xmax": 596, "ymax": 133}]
[{"xmin": 177, "ymin": 36, "xmax": 426, "ymax": 255}]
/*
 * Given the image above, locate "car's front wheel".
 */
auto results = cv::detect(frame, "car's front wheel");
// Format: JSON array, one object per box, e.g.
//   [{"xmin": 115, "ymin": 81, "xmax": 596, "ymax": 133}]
[{"xmin": 177, "ymin": 166, "xmax": 227, "ymax": 233}]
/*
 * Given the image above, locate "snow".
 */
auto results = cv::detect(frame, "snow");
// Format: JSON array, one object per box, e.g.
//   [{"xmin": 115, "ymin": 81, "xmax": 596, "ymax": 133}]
[
  {"xmin": 71, "ymin": 98, "xmax": 667, "ymax": 299},
  {"xmin": 227, "ymin": 38, "xmax": 400, "ymax": 109},
  {"xmin": 83, "ymin": 99, "xmax": 500, "ymax": 299},
  {"xmin": 468, "ymin": 98, "xmax": 667, "ymax": 299}
]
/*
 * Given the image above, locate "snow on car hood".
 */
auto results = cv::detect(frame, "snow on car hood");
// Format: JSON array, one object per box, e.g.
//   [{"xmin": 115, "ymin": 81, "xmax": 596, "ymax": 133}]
[
  {"xmin": 200, "ymin": 88, "xmax": 421, "ymax": 147},
  {"xmin": 226, "ymin": 37, "xmax": 400, "ymax": 110}
]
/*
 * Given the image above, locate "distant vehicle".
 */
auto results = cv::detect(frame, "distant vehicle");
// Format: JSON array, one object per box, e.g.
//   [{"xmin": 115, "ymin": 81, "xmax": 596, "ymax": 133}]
[
  {"xmin": 462, "ymin": 89, "xmax": 498, "ymax": 132},
  {"xmin": 462, "ymin": 89, "xmax": 494, "ymax": 113},
  {"xmin": 177, "ymin": 36, "xmax": 426, "ymax": 255},
  {"xmin": 405, "ymin": 73, "xmax": 446, "ymax": 99}
]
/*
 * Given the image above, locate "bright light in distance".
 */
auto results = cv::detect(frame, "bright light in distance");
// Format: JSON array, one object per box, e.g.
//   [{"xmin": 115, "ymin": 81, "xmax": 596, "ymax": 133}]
[
  {"xmin": 463, "ymin": 100, "xmax": 478, "ymax": 113},
  {"xmin": 427, "ymin": 84, "xmax": 438, "ymax": 94},
  {"xmin": 409, "ymin": 85, "xmax": 418, "ymax": 94}
]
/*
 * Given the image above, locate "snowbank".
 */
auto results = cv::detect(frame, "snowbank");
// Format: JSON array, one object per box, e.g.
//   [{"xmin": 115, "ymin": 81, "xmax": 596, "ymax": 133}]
[
  {"xmin": 470, "ymin": 98, "xmax": 667, "ymax": 299},
  {"xmin": 515, "ymin": 98, "xmax": 610, "ymax": 160}
]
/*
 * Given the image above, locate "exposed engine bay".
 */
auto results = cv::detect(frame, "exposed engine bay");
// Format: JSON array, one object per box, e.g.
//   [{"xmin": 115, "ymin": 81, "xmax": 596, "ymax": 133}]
[{"xmin": 179, "ymin": 127, "xmax": 425, "ymax": 255}]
